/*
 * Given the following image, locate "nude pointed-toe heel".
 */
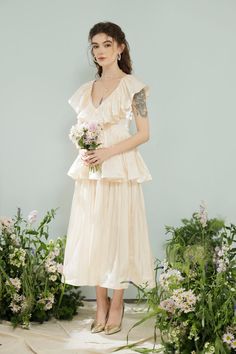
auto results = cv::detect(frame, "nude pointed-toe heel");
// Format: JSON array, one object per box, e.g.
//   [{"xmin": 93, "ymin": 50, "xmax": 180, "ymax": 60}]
[
  {"xmin": 104, "ymin": 301, "xmax": 125, "ymax": 335},
  {"xmin": 91, "ymin": 296, "xmax": 111, "ymax": 333}
]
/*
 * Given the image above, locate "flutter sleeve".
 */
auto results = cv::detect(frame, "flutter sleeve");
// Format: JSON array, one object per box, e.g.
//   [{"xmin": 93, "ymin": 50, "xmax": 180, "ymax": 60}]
[
  {"xmin": 67, "ymin": 81, "xmax": 91, "ymax": 114},
  {"xmin": 123, "ymin": 75, "xmax": 150, "ymax": 121},
  {"xmin": 130, "ymin": 77, "xmax": 150, "ymax": 100}
]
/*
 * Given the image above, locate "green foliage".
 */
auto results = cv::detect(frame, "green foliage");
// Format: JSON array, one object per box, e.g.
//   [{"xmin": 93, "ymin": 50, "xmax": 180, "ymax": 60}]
[
  {"xmin": 115, "ymin": 202, "xmax": 236, "ymax": 353},
  {"xmin": 0, "ymin": 207, "xmax": 85, "ymax": 329}
]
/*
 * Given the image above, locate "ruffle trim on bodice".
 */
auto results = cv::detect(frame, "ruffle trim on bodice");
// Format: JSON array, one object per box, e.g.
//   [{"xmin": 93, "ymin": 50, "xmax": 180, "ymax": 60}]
[
  {"xmin": 68, "ymin": 74, "xmax": 150, "ymax": 126},
  {"xmin": 67, "ymin": 74, "xmax": 152, "ymax": 183},
  {"xmin": 67, "ymin": 149, "xmax": 152, "ymax": 183},
  {"xmin": 68, "ymin": 81, "xmax": 92, "ymax": 115}
]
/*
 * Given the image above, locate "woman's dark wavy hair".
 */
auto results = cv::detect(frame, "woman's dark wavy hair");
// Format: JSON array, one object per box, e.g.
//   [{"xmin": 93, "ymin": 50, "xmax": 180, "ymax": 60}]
[{"xmin": 88, "ymin": 21, "xmax": 132, "ymax": 77}]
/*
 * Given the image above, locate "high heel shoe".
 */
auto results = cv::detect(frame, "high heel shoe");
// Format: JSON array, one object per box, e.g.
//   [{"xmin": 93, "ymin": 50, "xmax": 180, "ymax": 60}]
[
  {"xmin": 104, "ymin": 300, "xmax": 125, "ymax": 335},
  {"xmin": 90, "ymin": 296, "xmax": 111, "ymax": 333}
]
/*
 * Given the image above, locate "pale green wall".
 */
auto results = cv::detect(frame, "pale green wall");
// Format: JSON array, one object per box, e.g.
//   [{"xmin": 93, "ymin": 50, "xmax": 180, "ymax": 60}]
[{"xmin": 1, "ymin": 0, "xmax": 236, "ymax": 299}]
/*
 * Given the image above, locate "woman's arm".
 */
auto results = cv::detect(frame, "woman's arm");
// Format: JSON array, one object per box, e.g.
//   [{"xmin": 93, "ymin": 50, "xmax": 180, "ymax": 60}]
[
  {"xmin": 108, "ymin": 88, "xmax": 150, "ymax": 157},
  {"xmin": 84, "ymin": 88, "xmax": 150, "ymax": 166}
]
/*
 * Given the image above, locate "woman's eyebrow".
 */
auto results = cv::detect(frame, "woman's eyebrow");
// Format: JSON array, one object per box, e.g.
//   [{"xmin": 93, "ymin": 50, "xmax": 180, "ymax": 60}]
[{"xmin": 91, "ymin": 40, "xmax": 113, "ymax": 45}]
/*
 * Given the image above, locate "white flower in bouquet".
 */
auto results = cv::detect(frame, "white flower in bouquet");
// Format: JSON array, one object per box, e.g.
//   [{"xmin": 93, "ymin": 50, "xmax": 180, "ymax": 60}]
[{"xmin": 69, "ymin": 120, "xmax": 103, "ymax": 175}]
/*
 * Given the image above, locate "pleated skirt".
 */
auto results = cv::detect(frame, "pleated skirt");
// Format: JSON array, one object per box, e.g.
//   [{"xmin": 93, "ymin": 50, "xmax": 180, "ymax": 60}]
[{"xmin": 61, "ymin": 179, "xmax": 156, "ymax": 290}]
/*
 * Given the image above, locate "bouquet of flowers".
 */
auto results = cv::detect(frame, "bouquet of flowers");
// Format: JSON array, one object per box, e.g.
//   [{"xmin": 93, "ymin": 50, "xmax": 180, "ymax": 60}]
[
  {"xmin": 69, "ymin": 120, "xmax": 103, "ymax": 175},
  {"xmin": 115, "ymin": 201, "xmax": 236, "ymax": 354},
  {"xmin": 0, "ymin": 208, "xmax": 85, "ymax": 329}
]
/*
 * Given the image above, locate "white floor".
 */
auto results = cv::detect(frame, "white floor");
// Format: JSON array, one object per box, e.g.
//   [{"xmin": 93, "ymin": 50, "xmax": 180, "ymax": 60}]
[{"xmin": 0, "ymin": 300, "xmax": 162, "ymax": 354}]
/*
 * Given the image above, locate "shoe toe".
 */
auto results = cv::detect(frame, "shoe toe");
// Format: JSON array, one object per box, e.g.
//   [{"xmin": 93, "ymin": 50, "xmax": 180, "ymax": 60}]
[
  {"xmin": 104, "ymin": 324, "xmax": 121, "ymax": 335},
  {"xmin": 91, "ymin": 321, "xmax": 105, "ymax": 333}
]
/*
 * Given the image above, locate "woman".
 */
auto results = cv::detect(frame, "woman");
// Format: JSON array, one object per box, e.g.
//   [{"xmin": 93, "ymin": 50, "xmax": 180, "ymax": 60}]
[{"xmin": 61, "ymin": 21, "xmax": 156, "ymax": 335}]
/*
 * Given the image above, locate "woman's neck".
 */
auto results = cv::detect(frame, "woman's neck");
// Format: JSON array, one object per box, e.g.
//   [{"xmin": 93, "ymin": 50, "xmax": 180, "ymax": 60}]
[{"xmin": 101, "ymin": 65, "xmax": 124, "ymax": 79}]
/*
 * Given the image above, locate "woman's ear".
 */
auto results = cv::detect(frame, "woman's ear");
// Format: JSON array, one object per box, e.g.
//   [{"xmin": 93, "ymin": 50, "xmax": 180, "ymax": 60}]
[{"xmin": 120, "ymin": 43, "xmax": 125, "ymax": 53}]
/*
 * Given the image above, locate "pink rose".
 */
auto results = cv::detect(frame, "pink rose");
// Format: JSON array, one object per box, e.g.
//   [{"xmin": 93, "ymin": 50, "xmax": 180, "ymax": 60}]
[{"xmin": 88, "ymin": 121, "xmax": 97, "ymax": 132}]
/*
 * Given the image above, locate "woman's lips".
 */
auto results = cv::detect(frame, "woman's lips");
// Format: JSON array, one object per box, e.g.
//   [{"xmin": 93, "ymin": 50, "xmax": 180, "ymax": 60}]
[{"xmin": 98, "ymin": 57, "xmax": 106, "ymax": 60}]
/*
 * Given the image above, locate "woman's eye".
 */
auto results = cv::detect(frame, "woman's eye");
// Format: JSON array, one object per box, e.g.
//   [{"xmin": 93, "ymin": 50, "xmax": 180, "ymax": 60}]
[{"xmin": 92, "ymin": 44, "xmax": 111, "ymax": 49}]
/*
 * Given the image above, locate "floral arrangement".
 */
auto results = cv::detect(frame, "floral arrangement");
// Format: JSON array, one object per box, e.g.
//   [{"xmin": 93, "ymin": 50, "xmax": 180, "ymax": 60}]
[
  {"xmin": 0, "ymin": 208, "xmax": 85, "ymax": 329},
  {"xmin": 116, "ymin": 201, "xmax": 236, "ymax": 353},
  {"xmin": 69, "ymin": 120, "xmax": 103, "ymax": 174}
]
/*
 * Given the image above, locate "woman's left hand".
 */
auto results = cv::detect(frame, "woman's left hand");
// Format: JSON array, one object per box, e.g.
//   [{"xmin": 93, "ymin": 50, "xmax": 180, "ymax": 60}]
[{"xmin": 82, "ymin": 147, "xmax": 112, "ymax": 166}]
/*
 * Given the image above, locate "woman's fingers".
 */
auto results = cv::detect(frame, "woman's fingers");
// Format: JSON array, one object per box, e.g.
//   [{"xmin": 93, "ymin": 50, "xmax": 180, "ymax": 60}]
[
  {"xmin": 80, "ymin": 150, "xmax": 100, "ymax": 165},
  {"xmin": 81, "ymin": 154, "xmax": 97, "ymax": 165}
]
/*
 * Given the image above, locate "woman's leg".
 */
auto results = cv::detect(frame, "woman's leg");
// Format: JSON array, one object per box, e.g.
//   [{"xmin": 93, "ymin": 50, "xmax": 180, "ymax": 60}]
[
  {"xmin": 95, "ymin": 285, "xmax": 110, "ymax": 324},
  {"xmin": 106, "ymin": 288, "xmax": 124, "ymax": 326}
]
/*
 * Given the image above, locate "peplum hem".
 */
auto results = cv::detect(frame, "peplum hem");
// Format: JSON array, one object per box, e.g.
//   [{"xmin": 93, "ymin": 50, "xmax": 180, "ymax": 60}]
[{"xmin": 67, "ymin": 149, "xmax": 152, "ymax": 183}]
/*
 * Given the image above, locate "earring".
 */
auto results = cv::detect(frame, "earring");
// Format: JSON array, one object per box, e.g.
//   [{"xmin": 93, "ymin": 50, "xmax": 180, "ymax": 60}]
[{"xmin": 117, "ymin": 53, "xmax": 121, "ymax": 61}]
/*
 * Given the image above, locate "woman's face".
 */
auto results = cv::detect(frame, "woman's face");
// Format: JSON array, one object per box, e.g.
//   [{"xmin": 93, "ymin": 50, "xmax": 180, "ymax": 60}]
[{"xmin": 91, "ymin": 32, "xmax": 124, "ymax": 66}]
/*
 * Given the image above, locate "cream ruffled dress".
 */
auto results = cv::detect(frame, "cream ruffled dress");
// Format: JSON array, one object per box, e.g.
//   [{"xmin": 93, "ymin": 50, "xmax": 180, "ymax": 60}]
[{"xmin": 61, "ymin": 74, "xmax": 156, "ymax": 290}]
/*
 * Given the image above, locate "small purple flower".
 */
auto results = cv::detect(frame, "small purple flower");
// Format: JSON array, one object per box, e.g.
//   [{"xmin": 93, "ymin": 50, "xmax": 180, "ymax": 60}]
[{"xmin": 198, "ymin": 200, "xmax": 208, "ymax": 227}]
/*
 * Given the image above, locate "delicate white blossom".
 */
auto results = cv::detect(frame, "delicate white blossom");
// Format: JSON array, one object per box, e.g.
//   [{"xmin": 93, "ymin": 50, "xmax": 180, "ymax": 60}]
[
  {"xmin": 231, "ymin": 339, "xmax": 236, "ymax": 349},
  {"xmin": 0, "ymin": 216, "xmax": 14, "ymax": 232},
  {"xmin": 213, "ymin": 242, "xmax": 231, "ymax": 273},
  {"xmin": 161, "ymin": 258, "xmax": 169, "ymax": 271},
  {"xmin": 159, "ymin": 288, "xmax": 198, "ymax": 315},
  {"xmin": 44, "ymin": 251, "xmax": 62, "ymax": 275},
  {"xmin": 159, "ymin": 268, "xmax": 184, "ymax": 290},
  {"xmin": 9, "ymin": 293, "xmax": 26, "ymax": 313},
  {"xmin": 6, "ymin": 277, "xmax": 21, "ymax": 291},
  {"xmin": 222, "ymin": 332, "xmax": 234, "ymax": 344},
  {"xmin": 9, "ymin": 248, "xmax": 26, "ymax": 267},
  {"xmin": 10, "ymin": 233, "xmax": 20, "ymax": 246},
  {"xmin": 197, "ymin": 200, "xmax": 208, "ymax": 227},
  {"xmin": 159, "ymin": 298, "xmax": 176, "ymax": 314},
  {"xmin": 204, "ymin": 342, "xmax": 215, "ymax": 353},
  {"xmin": 38, "ymin": 293, "xmax": 55, "ymax": 310},
  {"xmin": 172, "ymin": 288, "xmax": 197, "ymax": 314},
  {"xmin": 27, "ymin": 210, "xmax": 38, "ymax": 224},
  {"xmin": 49, "ymin": 274, "xmax": 57, "ymax": 281}
]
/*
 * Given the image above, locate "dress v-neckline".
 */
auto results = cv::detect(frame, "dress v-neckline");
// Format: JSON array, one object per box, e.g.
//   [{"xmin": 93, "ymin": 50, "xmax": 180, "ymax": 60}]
[{"xmin": 89, "ymin": 74, "xmax": 130, "ymax": 110}]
